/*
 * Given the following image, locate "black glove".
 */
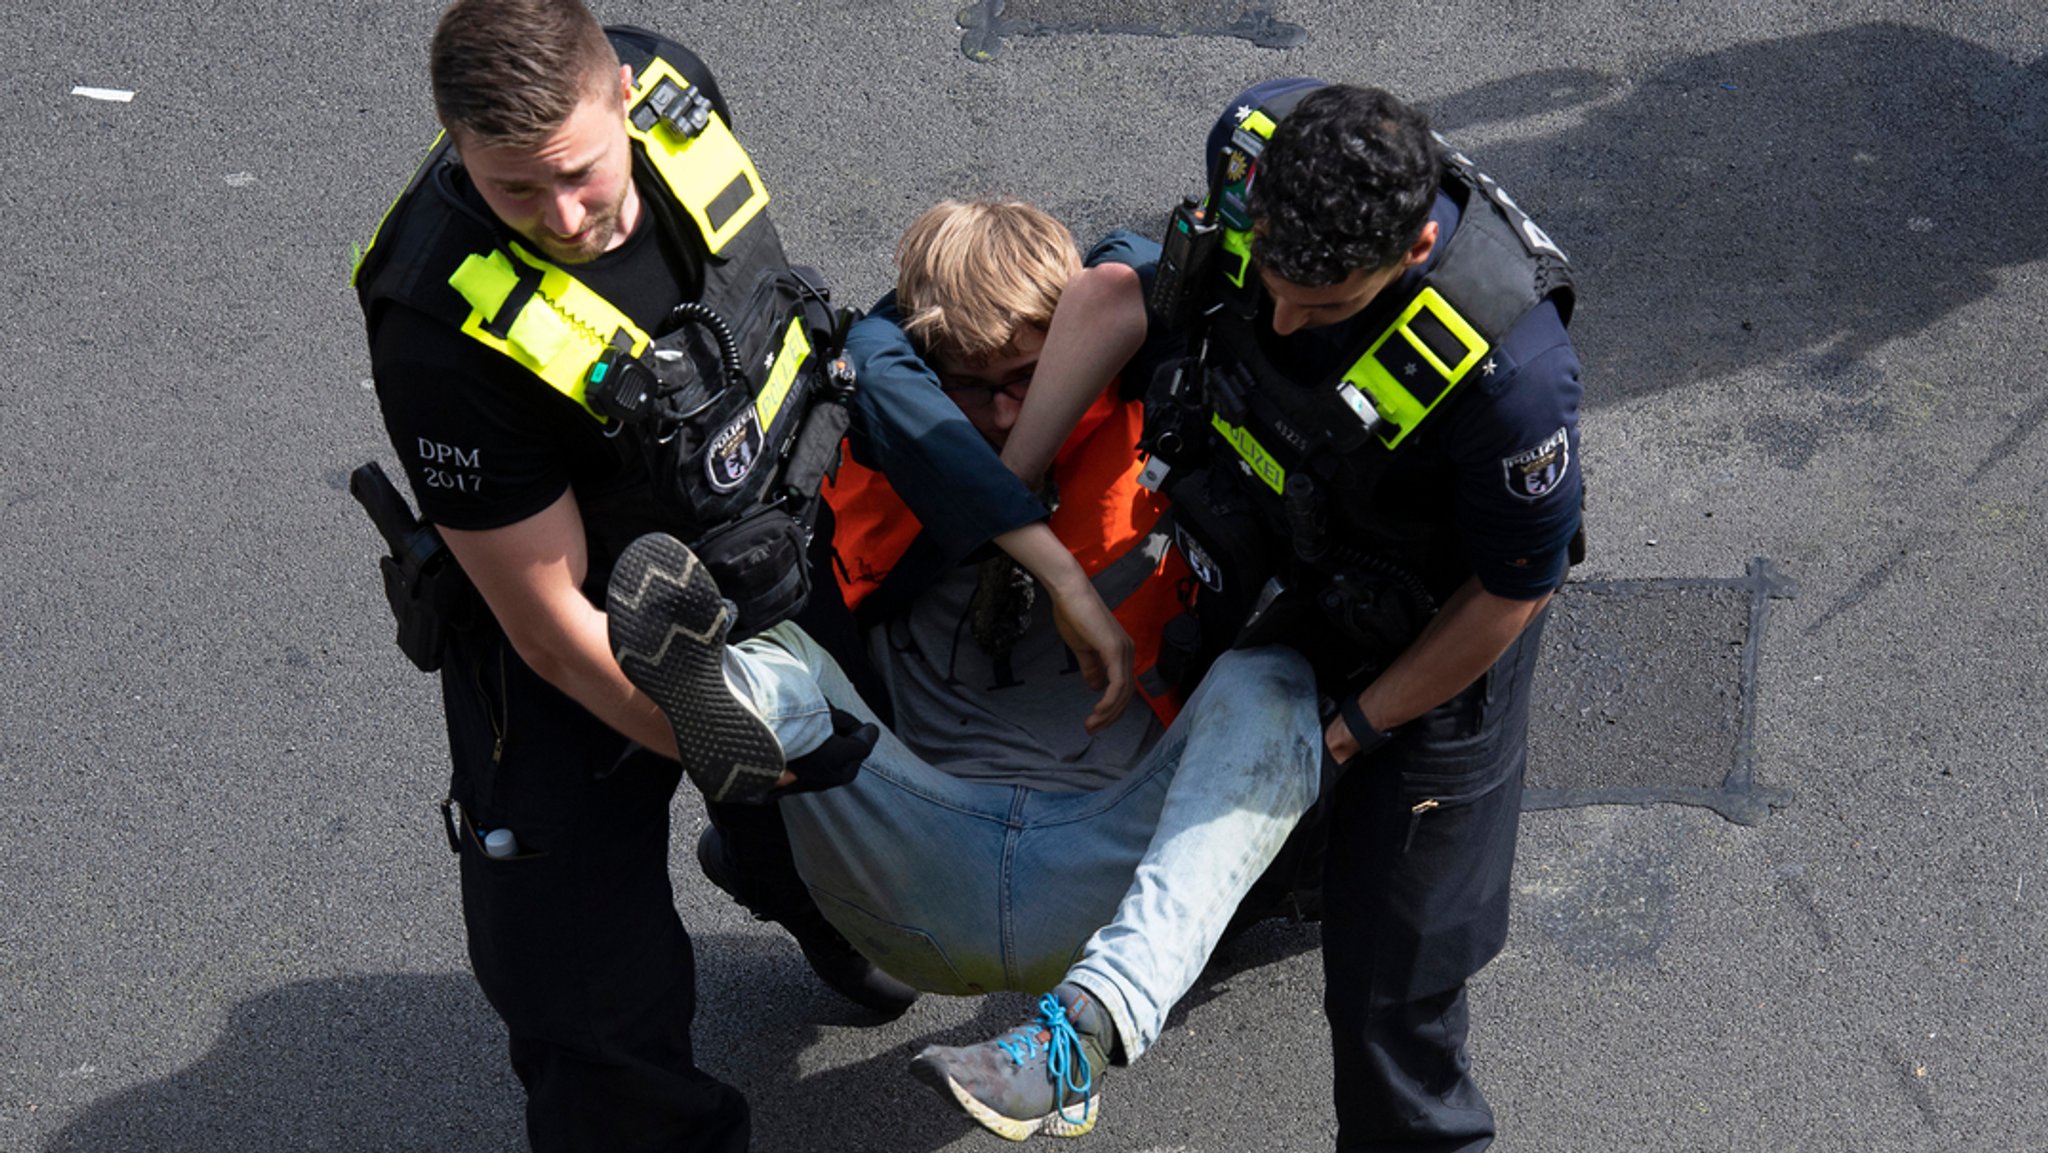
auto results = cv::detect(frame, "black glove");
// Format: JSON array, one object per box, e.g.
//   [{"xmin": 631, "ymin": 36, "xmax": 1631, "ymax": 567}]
[{"xmin": 772, "ymin": 705, "xmax": 877, "ymax": 797}]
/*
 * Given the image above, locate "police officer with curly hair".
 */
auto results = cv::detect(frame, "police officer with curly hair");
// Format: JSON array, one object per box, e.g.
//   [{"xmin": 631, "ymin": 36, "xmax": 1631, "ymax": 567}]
[
  {"xmin": 1185, "ymin": 79, "xmax": 1583, "ymax": 1152},
  {"xmin": 924, "ymin": 80, "xmax": 1584, "ymax": 1149}
]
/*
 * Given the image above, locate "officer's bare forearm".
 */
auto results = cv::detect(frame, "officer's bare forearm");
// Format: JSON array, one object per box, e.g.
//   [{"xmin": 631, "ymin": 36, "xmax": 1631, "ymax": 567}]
[
  {"xmin": 439, "ymin": 493, "xmax": 682, "ymax": 760},
  {"xmin": 1000, "ymin": 262, "xmax": 1148, "ymax": 486},
  {"xmin": 506, "ymin": 601, "xmax": 682, "ymax": 761},
  {"xmin": 1349, "ymin": 577, "xmax": 1551, "ymax": 735}
]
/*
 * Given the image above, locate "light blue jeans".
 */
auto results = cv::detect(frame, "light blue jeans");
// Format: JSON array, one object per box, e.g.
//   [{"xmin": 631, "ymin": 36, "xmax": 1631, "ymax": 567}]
[{"xmin": 730, "ymin": 624, "xmax": 1324, "ymax": 1060}]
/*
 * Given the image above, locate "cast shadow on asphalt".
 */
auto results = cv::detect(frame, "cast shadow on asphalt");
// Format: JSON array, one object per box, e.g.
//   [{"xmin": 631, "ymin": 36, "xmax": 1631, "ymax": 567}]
[
  {"xmin": 1423, "ymin": 22, "xmax": 2045, "ymax": 630},
  {"xmin": 1425, "ymin": 23, "xmax": 2046, "ymax": 456},
  {"xmin": 1041, "ymin": 22, "xmax": 2045, "ymax": 479},
  {"xmin": 38, "ymin": 926, "xmax": 1319, "ymax": 1153}
]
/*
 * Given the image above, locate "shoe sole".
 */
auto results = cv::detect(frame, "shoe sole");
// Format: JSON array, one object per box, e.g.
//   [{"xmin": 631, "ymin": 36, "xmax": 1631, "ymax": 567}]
[
  {"xmin": 608, "ymin": 533, "xmax": 784, "ymax": 804},
  {"xmin": 910, "ymin": 1054, "xmax": 1099, "ymax": 1141}
]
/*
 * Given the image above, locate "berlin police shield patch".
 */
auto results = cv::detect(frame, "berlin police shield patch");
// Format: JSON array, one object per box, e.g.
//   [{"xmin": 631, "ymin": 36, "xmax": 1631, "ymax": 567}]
[
  {"xmin": 1501, "ymin": 426, "xmax": 1570, "ymax": 501},
  {"xmin": 1174, "ymin": 524, "xmax": 1224, "ymax": 593},
  {"xmin": 705, "ymin": 409, "xmax": 764, "ymax": 493}
]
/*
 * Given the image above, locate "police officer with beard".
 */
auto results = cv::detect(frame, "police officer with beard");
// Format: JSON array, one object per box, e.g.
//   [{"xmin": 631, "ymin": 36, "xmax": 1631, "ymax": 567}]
[{"xmin": 350, "ymin": 0, "xmax": 909, "ymax": 1147}]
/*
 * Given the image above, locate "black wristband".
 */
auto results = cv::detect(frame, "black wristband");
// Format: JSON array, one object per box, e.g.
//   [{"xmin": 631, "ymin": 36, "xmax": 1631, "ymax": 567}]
[{"xmin": 1339, "ymin": 695, "xmax": 1394, "ymax": 760}]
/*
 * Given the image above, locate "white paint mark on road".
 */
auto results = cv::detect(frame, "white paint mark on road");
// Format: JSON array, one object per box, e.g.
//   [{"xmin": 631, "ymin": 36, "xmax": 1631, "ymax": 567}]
[{"xmin": 72, "ymin": 86, "xmax": 134, "ymax": 102}]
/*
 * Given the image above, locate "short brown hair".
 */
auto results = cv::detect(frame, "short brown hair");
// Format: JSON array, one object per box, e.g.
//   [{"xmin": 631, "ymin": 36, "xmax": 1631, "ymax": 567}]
[
  {"xmin": 895, "ymin": 200, "xmax": 1081, "ymax": 365},
  {"xmin": 430, "ymin": 0, "xmax": 620, "ymax": 148}
]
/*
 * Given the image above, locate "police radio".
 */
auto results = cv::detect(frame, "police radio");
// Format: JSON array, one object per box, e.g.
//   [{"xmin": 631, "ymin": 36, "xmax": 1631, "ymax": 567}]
[
  {"xmin": 584, "ymin": 332, "xmax": 665, "ymax": 425},
  {"xmin": 1151, "ymin": 196, "xmax": 1220, "ymax": 335}
]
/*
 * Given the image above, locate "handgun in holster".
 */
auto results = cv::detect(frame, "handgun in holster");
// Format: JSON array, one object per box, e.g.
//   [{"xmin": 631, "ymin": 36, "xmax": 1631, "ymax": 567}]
[{"xmin": 350, "ymin": 461, "xmax": 478, "ymax": 672}]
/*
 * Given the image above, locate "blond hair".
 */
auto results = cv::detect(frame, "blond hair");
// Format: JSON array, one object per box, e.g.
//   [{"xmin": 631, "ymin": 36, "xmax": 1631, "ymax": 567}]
[{"xmin": 895, "ymin": 200, "xmax": 1081, "ymax": 365}]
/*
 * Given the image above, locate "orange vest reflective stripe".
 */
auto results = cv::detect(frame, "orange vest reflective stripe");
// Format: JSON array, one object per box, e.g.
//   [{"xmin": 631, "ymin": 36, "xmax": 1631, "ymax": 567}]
[{"xmin": 824, "ymin": 383, "xmax": 1191, "ymax": 723}]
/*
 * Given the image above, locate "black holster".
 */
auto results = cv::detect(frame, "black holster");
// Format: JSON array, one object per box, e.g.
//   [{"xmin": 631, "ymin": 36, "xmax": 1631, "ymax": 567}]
[{"xmin": 350, "ymin": 461, "xmax": 480, "ymax": 672}]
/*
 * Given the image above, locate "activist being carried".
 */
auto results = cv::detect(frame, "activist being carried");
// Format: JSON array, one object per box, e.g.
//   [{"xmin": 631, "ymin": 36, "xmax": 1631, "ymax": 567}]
[
  {"xmin": 605, "ymin": 198, "xmax": 1334, "ymax": 1140},
  {"xmin": 1081, "ymin": 80, "xmax": 1583, "ymax": 1150},
  {"xmin": 349, "ymin": 0, "xmax": 894, "ymax": 1147}
]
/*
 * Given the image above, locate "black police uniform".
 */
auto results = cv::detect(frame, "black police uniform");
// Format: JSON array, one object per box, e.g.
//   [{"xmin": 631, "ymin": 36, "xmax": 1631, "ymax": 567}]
[
  {"xmin": 1172, "ymin": 82, "xmax": 1584, "ymax": 1151},
  {"xmin": 356, "ymin": 31, "xmax": 751, "ymax": 1153}
]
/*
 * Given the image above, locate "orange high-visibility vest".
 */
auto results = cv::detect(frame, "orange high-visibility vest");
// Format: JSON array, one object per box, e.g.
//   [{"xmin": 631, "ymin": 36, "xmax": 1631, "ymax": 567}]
[{"xmin": 823, "ymin": 384, "xmax": 1191, "ymax": 722}]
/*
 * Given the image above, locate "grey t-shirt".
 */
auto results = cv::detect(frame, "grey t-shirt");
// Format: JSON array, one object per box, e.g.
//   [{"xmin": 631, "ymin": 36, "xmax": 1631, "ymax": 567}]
[{"xmin": 868, "ymin": 561, "xmax": 1162, "ymax": 793}]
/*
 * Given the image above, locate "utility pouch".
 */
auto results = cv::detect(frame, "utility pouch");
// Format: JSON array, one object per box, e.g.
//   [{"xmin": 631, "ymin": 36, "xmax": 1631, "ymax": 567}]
[
  {"xmin": 350, "ymin": 461, "xmax": 480, "ymax": 672},
  {"xmin": 1154, "ymin": 611, "xmax": 1205, "ymax": 697},
  {"xmin": 660, "ymin": 320, "xmax": 791, "ymax": 521},
  {"xmin": 588, "ymin": 264, "xmax": 852, "ymax": 638},
  {"xmin": 1302, "ymin": 554, "xmax": 1437, "ymax": 688},
  {"xmin": 693, "ymin": 504, "xmax": 813, "ymax": 640},
  {"xmin": 1159, "ymin": 468, "xmax": 1276, "ymax": 690},
  {"xmin": 591, "ymin": 265, "xmax": 839, "ymax": 533}
]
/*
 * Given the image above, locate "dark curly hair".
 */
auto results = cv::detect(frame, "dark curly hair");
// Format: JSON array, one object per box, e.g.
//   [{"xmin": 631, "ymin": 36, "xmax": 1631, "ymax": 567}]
[{"xmin": 1247, "ymin": 85, "xmax": 1441, "ymax": 287}]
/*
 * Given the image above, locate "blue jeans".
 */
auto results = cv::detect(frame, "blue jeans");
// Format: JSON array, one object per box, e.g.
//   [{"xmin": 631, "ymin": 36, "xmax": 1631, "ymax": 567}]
[{"xmin": 729, "ymin": 625, "xmax": 1324, "ymax": 1060}]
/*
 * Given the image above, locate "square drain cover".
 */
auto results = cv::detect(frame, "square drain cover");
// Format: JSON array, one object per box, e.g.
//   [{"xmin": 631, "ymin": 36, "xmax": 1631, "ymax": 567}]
[
  {"xmin": 1525, "ymin": 560, "xmax": 1793, "ymax": 824},
  {"xmin": 956, "ymin": 0, "xmax": 1306, "ymax": 59}
]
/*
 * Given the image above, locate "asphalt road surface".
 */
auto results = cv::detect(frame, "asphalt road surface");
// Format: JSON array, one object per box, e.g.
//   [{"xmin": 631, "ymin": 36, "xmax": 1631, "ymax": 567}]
[{"xmin": 2, "ymin": 2, "xmax": 2044, "ymax": 1150}]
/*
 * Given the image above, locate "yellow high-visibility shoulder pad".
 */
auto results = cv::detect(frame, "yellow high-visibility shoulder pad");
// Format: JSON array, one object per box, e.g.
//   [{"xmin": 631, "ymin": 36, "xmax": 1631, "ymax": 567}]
[
  {"xmin": 448, "ymin": 243, "xmax": 652, "ymax": 417},
  {"xmin": 1340, "ymin": 286, "xmax": 1491, "ymax": 450},
  {"xmin": 625, "ymin": 58, "xmax": 769, "ymax": 256},
  {"xmin": 1221, "ymin": 228, "xmax": 1254, "ymax": 289}
]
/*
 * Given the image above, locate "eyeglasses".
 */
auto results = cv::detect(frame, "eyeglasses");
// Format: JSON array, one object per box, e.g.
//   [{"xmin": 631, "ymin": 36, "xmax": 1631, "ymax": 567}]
[{"xmin": 940, "ymin": 369, "xmax": 1034, "ymax": 407}]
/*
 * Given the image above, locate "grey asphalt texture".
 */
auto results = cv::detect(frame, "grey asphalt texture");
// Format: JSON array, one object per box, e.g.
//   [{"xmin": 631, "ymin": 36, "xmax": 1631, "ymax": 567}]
[{"xmin": 3, "ymin": 2, "xmax": 2044, "ymax": 1150}]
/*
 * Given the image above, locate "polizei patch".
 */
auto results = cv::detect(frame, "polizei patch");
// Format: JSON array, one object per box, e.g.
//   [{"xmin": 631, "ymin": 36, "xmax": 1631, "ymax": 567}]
[
  {"xmin": 1501, "ymin": 426, "xmax": 1570, "ymax": 501},
  {"xmin": 705, "ymin": 410, "xmax": 764, "ymax": 493}
]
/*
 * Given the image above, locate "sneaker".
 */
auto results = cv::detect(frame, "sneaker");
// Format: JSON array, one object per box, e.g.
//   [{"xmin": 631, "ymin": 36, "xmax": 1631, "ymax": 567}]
[
  {"xmin": 697, "ymin": 826, "xmax": 919, "ymax": 1018},
  {"xmin": 607, "ymin": 532, "xmax": 785, "ymax": 804},
  {"xmin": 911, "ymin": 984, "xmax": 1113, "ymax": 1140}
]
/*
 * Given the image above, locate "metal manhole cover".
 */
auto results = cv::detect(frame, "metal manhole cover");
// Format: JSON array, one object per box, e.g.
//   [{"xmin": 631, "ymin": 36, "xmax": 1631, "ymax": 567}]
[
  {"xmin": 1525, "ymin": 559, "xmax": 1795, "ymax": 824},
  {"xmin": 957, "ymin": 0, "xmax": 1306, "ymax": 61}
]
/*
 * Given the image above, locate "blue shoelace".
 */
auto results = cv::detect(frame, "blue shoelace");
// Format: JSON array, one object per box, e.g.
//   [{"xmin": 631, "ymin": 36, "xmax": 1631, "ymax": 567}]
[{"xmin": 995, "ymin": 992, "xmax": 1095, "ymax": 1124}]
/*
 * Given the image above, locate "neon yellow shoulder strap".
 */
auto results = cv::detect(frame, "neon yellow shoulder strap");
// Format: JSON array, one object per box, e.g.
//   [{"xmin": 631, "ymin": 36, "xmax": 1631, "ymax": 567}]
[
  {"xmin": 1216, "ymin": 104, "xmax": 1490, "ymax": 451},
  {"xmin": 623, "ymin": 56, "xmax": 769, "ymax": 256}
]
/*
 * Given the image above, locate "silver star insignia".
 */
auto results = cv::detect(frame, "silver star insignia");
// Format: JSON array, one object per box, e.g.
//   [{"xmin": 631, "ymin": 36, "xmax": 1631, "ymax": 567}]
[
  {"xmin": 1234, "ymin": 105, "xmax": 1253, "ymax": 122},
  {"xmin": 1481, "ymin": 358, "xmax": 1498, "ymax": 377},
  {"xmin": 1403, "ymin": 363, "xmax": 1417, "ymax": 376}
]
